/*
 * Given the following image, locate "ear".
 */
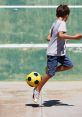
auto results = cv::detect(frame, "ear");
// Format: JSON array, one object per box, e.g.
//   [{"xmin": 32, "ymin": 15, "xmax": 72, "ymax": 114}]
[{"xmin": 63, "ymin": 15, "xmax": 69, "ymax": 21}]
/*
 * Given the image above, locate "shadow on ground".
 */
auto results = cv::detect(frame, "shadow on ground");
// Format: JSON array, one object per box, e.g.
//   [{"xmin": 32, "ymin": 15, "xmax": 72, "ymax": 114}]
[{"xmin": 25, "ymin": 100, "xmax": 74, "ymax": 108}]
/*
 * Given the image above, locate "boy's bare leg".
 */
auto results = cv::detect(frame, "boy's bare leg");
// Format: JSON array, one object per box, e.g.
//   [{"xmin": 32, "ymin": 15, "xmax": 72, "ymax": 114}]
[
  {"xmin": 56, "ymin": 65, "xmax": 73, "ymax": 72},
  {"xmin": 33, "ymin": 65, "xmax": 73, "ymax": 102},
  {"xmin": 33, "ymin": 74, "xmax": 51, "ymax": 102},
  {"xmin": 36, "ymin": 74, "xmax": 51, "ymax": 92},
  {"xmin": 36, "ymin": 65, "xmax": 73, "ymax": 92}
]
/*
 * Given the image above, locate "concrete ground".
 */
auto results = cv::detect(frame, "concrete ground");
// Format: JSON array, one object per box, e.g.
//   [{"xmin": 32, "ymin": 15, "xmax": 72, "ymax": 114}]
[{"xmin": 0, "ymin": 81, "xmax": 82, "ymax": 117}]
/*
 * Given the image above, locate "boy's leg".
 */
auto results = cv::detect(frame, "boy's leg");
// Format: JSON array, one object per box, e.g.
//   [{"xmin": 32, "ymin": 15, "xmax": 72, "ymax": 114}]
[
  {"xmin": 56, "ymin": 55, "xmax": 73, "ymax": 72},
  {"xmin": 45, "ymin": 55, "xmax": 73, "ymax": 72},
  {"xmin": 36, "ymin": 56, "xmax": 58, "ymax": 92},
  {"xmin": 33, "ymin": 56, "xmax": 57, "ymax": 102},
  {"xmin": 36, "ymin": 74, "xmax": 51, "ymax": 92},
  {"xmin": 33, "ymin": 74, "xmax": 51, "ymax": 102},
  {"xmin": 56, "ymin": 65, "xmax": 73, "ymax": 72}
]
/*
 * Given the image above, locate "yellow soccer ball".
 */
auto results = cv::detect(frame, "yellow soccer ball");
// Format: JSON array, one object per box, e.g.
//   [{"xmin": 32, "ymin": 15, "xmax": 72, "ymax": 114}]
[{"xmin": 26, "ymin": 72, "xmax": 42, "ymax": 88}]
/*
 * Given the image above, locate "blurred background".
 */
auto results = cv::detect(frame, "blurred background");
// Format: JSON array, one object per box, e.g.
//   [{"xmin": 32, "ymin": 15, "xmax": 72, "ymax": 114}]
[{"xmin": 0, "ymin": 0, "xmax": 82, "ymax": 81}]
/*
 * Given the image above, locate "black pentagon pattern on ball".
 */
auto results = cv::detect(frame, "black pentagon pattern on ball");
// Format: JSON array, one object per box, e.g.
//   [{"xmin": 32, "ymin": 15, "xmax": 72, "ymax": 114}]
[
  {"xmin": 34, "ymin": 72, "xmax": 38, "ymax": 76},
  {"xmin": 34, "ymin": 80, "xmax": 39, "ymax": 84},
  {"xmin": 28, "ymin": 77, "xmax": 31, "ymax": 81}
]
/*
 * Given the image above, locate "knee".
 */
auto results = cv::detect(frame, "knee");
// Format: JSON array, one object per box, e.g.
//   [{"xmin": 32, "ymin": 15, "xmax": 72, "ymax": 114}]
[{"xmin": 46, "ymin": 73, "xmax": 55, "ymax": 78}]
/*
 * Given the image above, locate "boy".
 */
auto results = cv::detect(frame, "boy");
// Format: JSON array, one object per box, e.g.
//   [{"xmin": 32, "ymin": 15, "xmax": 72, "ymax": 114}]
[{"xmin": 33, "ymin": 4, "xmax": 82, "ymax": 103}]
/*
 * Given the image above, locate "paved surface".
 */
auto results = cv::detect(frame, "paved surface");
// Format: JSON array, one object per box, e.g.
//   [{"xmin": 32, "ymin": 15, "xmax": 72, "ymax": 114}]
[{"xmin": 0, "ymin": 81, "xmax": 82, "ymax": 117}]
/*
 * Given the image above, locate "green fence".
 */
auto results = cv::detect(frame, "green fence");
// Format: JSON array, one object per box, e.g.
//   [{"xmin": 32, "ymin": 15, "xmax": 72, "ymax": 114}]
[
  {"xmin": 0, "ymin": 0, "xmax": 82, "ymax": 5},
  {"xmin": 0, "ymin": 1, "xmax": 82, "ymax": 81},
  {"xmin": 0, "ymin": 48, "xmax": 82, "ymax": 81},
  {"xmin": 0, "ymin": 8, "xmax": 82, "ymax": 43}
]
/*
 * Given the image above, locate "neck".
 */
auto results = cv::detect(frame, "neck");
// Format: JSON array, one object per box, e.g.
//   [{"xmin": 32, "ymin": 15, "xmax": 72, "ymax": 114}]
[
  {"xmin": 58, "ymin": 17, "xmax": 67, "ymax": 22},
  {"xmin": 58, "ymin": 17, "xmax": 63, "ymax": 20}
]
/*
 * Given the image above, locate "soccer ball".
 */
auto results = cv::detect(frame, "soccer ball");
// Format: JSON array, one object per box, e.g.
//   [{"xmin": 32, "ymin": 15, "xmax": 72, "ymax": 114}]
[{"xmin": 26, "ymin": 72, "xmax": 42, "ymax": 87}]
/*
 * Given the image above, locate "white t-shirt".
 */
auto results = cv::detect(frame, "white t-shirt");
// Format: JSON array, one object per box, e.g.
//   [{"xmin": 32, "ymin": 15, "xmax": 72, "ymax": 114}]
[{"xmin": 47, "ymin": 19, "xmax": 67, "ymax": 56}]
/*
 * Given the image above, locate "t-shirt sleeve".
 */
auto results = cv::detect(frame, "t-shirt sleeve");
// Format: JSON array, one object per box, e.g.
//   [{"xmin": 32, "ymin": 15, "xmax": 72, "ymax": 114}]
[{"xmin": 58, "ymin": 21, "xmax": 67, "ymax": 33}]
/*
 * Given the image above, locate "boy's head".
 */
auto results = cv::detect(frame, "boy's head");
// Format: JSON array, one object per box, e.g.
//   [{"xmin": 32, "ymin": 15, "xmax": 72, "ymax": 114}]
[{"xmin": 56, "ymin": 5, "xmax": 70, "ymax": 20}]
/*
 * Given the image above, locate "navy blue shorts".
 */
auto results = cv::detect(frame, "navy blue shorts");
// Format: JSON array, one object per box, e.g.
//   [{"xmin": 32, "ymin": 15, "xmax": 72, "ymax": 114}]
[{"xmin": 46, "ymin": 55, "xmax": 73, "ymax": 76}]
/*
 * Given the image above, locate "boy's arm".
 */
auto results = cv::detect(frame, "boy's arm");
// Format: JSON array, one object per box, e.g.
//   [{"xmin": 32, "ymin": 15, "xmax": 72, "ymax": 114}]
[
  {"xmin": 58, "ymin": 32, "xmax": 82, "ymax": 40},
  {"xmin": 47, "ymin": 33, "xmax": 52, "ymax": 41}
]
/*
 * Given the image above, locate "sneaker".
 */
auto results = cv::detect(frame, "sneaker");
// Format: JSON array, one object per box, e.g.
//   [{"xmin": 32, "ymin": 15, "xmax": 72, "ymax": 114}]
[{"xmin": 33, "ymin": 88, "xmax": 39, "ymax": 103}]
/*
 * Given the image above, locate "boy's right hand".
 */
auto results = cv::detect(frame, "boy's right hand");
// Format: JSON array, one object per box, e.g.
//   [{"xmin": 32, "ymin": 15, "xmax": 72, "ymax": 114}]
[{"xmin": 74, "ymin": 34, "xmax": 82, "ymax": 40}]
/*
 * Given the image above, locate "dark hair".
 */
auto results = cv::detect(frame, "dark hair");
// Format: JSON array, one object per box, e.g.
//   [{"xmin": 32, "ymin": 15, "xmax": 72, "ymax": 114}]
[{"xmin": 56, "ymin": 5, "xmax": 70, "ymax": 17}]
